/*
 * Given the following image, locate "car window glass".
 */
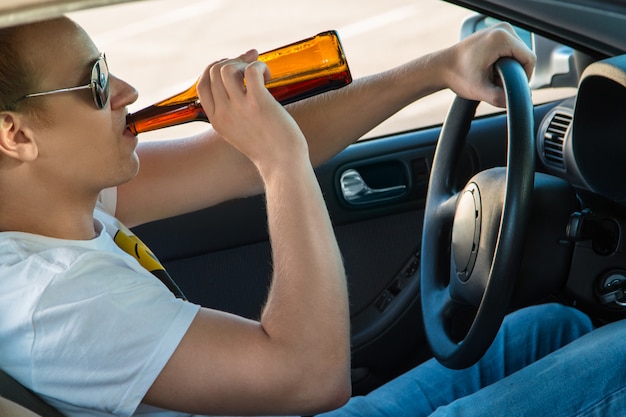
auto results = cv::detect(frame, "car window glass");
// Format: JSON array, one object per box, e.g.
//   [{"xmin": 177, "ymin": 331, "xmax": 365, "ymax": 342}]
[{"xmin": 70, "ymin": 0, "xmax": 576, "ymax": 141}]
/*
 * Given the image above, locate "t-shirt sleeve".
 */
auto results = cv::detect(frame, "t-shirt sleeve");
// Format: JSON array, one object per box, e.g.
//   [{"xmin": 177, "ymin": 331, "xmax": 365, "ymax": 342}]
[{"xmin": 30, "ymin": 252, "xmax": 200, "ymax": 417}]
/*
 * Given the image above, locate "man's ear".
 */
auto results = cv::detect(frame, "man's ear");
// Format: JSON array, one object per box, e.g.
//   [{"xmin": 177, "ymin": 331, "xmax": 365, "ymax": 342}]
[{"xmin": 0, "ymin": 113, "xmax": 38, "ymax": 162}]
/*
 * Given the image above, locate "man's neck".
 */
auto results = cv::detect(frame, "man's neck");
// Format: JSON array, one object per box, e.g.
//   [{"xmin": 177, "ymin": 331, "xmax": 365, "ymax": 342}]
[{"xmin": 0, "ymin": 185, "xmax": 100, "ymax": 240}]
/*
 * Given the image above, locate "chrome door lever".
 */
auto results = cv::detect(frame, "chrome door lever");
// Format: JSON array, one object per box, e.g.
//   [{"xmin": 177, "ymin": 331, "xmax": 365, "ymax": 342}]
[{"xmin": 340, "ymin": 169, "xmax": 407, "ymax": 205}]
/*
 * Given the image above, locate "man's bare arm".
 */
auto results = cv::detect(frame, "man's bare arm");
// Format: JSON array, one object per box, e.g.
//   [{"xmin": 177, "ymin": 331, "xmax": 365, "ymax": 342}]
[
  {"xmin": 143, "ymin": 53, "xmax": 350, "ymax": 416},
  {"xmin": 116, "ymin": 23, "xmax": 534, "ymax": 228}
]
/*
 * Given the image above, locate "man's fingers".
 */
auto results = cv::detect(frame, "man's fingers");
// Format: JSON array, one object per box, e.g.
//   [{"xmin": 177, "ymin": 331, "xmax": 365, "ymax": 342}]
[
  {"xmin": 243, "ymin": 61, "xmax": 271, "ymax": 95},
  {"xmin": 205, "ymin": 51, "xmax": 261, "ymax": 107},
  {"xmin": 221, "ymin": 62, "xmax": 247, "ymax": 99}
]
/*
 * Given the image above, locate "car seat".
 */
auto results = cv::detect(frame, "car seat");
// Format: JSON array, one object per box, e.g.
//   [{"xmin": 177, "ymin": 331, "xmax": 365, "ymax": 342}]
[{"xmin": 0, "ymin": 369, "xmax": 65, "ymax": 417}]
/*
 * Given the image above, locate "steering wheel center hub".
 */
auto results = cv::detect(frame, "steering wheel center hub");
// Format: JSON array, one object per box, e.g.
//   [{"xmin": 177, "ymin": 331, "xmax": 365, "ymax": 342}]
[{"xmin": 452, "ymin": 183, "xmax": 482, "ymax": 282}]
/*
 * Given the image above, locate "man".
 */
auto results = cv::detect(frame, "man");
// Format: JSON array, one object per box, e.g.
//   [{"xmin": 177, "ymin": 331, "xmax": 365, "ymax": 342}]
[{"xmin": 0, "ymin": 15, "xmax": 538, "ymax": 417}]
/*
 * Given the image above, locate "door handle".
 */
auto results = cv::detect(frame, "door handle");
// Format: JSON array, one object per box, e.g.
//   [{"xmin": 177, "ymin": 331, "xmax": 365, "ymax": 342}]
[{"xmin": 340, "ymin": 168, "xmax": 407, "ymax": 205}]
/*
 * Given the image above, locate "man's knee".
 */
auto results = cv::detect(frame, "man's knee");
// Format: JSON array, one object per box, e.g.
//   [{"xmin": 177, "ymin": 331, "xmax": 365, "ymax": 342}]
[{"xmin": 503, "ymin": 303, "xmax": 593, "ymax": 353}]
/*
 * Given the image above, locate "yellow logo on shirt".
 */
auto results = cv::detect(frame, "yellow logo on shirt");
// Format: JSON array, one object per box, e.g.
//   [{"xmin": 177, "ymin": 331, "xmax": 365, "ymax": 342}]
[{"xmin": 113, "ymin": 230, "xmax": 164, "ymax": 273}]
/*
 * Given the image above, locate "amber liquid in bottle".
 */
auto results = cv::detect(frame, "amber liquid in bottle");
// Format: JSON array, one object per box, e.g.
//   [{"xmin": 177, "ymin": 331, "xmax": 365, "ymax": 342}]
[{"xmin": 127, "ymin": 30, "xmax": 352, "ymax": 135}]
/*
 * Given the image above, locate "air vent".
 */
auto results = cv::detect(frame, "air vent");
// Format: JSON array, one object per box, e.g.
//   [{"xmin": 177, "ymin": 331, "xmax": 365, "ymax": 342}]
[{"xmin": 542, "ymin": 112, "xmax": 572, "ymax": 169}]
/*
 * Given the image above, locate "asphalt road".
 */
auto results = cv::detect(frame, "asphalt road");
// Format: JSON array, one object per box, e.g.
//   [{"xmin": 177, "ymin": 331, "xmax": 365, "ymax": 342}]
[{"xmin": 69, "ymin": 0, "xmax": 472, "ymax": 141}]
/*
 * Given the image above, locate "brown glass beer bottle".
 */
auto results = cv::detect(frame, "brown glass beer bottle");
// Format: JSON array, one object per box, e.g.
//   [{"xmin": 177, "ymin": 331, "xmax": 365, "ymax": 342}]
[{"xmin": 127, "ymin": 30, "xmax": 352, "ymax": 135}]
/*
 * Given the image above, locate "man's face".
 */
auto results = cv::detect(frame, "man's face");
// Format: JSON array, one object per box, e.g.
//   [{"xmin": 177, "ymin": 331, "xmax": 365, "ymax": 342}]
[{"xmin": 20, "ymin": 17, "xmax": 140, "ymax": 197}]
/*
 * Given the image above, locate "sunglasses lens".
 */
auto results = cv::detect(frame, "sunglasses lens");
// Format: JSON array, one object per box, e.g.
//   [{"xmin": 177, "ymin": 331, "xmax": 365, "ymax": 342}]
[{"xmin": 92, "ymin": 56, "xmax": 110, "ymax": 109}]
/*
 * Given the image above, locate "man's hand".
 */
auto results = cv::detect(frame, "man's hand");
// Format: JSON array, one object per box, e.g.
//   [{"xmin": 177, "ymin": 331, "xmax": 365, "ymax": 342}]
[
  {"xmin": 196, "ymin": 49, "xmax": 309, "ymax": 174},
  {"xmin": 440, "ymin": 22, "xmax": 536, "ymax": 108}
]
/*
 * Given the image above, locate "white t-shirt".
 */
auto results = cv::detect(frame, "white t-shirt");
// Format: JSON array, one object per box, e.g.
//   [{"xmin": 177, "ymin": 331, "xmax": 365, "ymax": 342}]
[{"xmin": 0, "ymin": 188, "xmax": 201, "ymax": 417}]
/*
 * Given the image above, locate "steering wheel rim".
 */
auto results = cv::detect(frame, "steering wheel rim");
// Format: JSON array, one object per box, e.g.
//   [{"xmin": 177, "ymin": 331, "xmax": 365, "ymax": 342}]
[{"xmin": 420, "ymin": 58, "xmax": 535, "ymax": 369}]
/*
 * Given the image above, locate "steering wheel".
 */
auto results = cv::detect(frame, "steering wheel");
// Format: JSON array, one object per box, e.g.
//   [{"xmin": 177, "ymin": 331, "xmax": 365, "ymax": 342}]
[{"xmin": 420, "ymin": 58, "xmax": 535, "ymax": 369}]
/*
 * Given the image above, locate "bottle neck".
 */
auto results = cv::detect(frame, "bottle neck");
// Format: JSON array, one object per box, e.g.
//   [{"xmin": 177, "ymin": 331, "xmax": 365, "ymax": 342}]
[{"xmin": 127, "ymin": 100, "xmax": 207, "ymax": 135}]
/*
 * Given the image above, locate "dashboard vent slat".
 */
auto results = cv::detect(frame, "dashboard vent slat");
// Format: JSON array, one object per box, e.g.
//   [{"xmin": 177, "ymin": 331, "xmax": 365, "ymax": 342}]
[{"xmin": 542, "ymin": 112, "xmax": 572, "ymax": 169}]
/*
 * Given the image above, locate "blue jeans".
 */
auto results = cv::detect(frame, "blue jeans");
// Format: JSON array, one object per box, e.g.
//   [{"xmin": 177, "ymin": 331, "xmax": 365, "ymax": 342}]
[{"xmin": 318, "ymin": 303, "xmax": 617, "ymax": 417}]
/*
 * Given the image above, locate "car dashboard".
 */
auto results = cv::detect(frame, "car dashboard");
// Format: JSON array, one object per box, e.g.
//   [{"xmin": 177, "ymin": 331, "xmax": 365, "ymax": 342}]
[{"xmin": 536, "ymin": 55, "xmax": 626, "ymax": 322}]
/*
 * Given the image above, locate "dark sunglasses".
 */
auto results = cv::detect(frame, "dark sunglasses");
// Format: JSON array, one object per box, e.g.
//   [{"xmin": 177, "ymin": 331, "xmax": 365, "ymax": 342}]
[{"xmin": 20, "ymin": 53, "xmax": 110, "ymax": 109}]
